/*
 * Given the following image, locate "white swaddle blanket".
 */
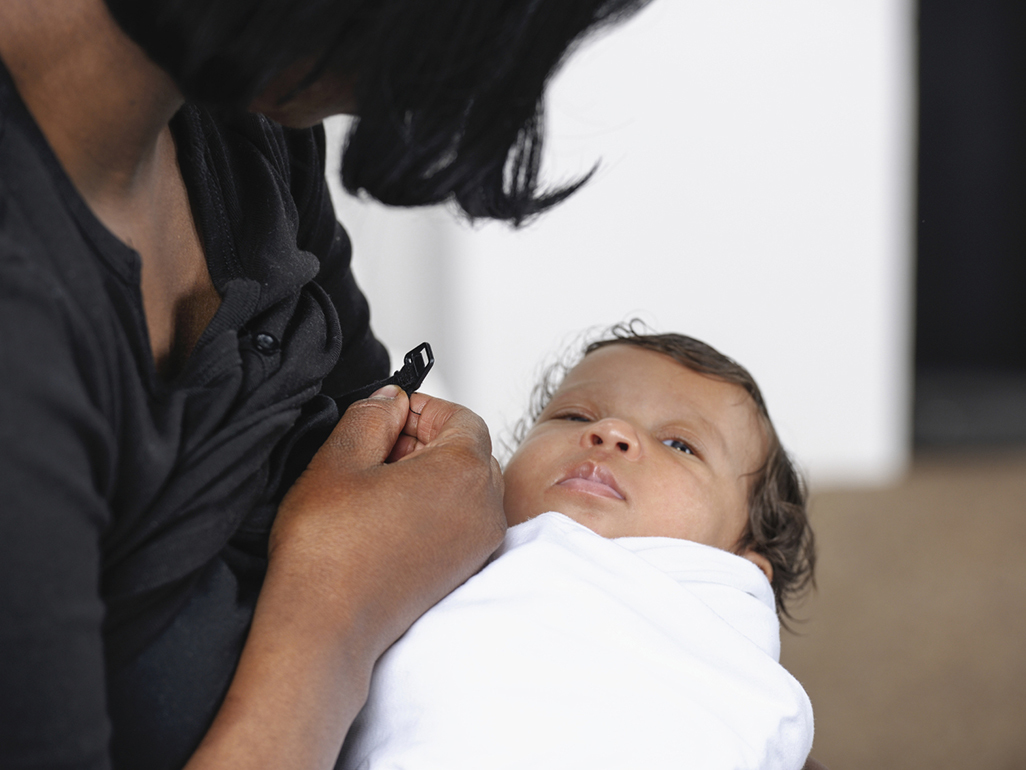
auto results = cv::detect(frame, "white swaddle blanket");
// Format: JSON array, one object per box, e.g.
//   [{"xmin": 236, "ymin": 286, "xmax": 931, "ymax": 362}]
[{"xmin": 340, "ymin": 512, "xmax": 813, "ymax": 770}]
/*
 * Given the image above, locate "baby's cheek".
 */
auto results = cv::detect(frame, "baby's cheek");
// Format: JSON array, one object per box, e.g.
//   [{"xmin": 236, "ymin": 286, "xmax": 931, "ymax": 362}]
[
  {"xmin": 656, "ymin": 481, "xmax": 730, "ymax": 545},
  {"xmin": 500, "ymin": 465, "xmax": 534, "ymax": 526},
  {"xmin": 502, "ymin": 431, "xmax": 568, "ymax": 526}
]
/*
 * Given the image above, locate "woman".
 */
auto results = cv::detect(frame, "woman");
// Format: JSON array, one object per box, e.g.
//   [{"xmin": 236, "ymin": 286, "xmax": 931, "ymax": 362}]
[{"xmin": 0, "ymin": 0, "xmax": 647, "ymax": 768}]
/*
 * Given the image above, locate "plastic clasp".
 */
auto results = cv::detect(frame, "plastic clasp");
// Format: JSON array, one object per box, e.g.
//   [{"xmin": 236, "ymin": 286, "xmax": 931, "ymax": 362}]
[{"xmin": 391, "ymin": 342, "xmax": 434, "ymax": 396}]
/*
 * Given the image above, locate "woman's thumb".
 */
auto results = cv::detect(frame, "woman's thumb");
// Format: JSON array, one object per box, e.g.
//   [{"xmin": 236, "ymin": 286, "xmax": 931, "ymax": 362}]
[{"xmin": 322, "ymin": 385, "xmax": 409, "ymax": 472}]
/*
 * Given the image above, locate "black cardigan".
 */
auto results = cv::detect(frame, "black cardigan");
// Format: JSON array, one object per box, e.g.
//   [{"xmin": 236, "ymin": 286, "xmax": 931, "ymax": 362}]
[{"xmin": 0, "ymin": 58, "xmax": 388, "ymax": 769}]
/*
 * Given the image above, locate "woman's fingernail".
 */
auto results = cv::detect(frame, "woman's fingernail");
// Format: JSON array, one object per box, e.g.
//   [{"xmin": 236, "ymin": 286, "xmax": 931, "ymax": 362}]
[{"xmin": 371, "ymin": 384, "xmax": 402, "ymax": 400}]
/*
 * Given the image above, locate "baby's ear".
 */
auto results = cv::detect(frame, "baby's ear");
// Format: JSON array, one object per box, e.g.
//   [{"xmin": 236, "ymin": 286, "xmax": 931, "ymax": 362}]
[{"xmin": 741, "ymin": 549, "xmax": 773, "ymax": 584}]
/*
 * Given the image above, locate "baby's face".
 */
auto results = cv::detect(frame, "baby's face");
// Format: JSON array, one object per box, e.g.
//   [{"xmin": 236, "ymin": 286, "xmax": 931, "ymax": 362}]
[{"xmin": 503, "ymin": 344, "xmax": 767, "ymax": 553}]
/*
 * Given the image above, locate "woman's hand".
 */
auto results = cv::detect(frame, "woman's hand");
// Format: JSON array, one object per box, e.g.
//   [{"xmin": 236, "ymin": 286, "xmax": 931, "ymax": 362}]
[
  {"xmin": 188, "ymin": 385, "xmax": 505, "ymax": 770},
  {"xmin": 271, "ymin": 384, "xmax": 507, "ymax": 652}
]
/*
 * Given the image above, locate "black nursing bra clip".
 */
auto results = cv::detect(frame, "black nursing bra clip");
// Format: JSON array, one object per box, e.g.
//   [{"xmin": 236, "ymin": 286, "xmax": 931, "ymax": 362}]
[
  {"xmin": 390, "ymin": 342, "xmax": 435, "ymax": 397},
  {"xmin": 339, "ymin": 342, "xmax": 435, "ymax": 405}
]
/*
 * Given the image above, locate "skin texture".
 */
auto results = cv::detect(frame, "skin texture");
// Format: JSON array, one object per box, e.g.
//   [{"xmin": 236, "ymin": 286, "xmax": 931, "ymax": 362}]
[
  {"xmin": 0, "ymin": 0, "xmax": 215, "ymax": 378},
  {"xmin": 249, "ymin": 60, "xmax": 358, "ymax": 129},
  {"xmin": 0, "ymin": 1, "xmax": 506, "ymax": 767},
  {"xmin": 503, "ymin": 345, "xmax": 773, "ymax": 580}
]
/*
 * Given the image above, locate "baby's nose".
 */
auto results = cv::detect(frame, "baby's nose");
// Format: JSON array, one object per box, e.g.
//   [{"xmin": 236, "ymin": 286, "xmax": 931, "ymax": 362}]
[{"xmin": 585, "ymin": 419, "xmax": 641, "ymax": 458}]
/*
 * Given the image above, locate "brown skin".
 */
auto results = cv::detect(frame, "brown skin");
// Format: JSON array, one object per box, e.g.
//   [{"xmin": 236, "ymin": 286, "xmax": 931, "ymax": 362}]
[
  {"xmin": 503, "ymin": 346, "xmax": 773, "ymax": 581},
  {"xmin": 0, "ymin": 1, "xmax": 506, "ymax": 767},
  {"xmin": 249, "ymin": 59, "xmax": 359, "ymax": 129},
  {"xmin": 0, "ymin": 0, "xmax": 213, "ymax": 377}
]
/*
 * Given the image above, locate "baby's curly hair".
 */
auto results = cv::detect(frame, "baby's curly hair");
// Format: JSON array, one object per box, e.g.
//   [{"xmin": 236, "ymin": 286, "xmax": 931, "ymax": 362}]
[{"xmin": 507, "ymin": 321, "xmax": 815, "ymax": 621}]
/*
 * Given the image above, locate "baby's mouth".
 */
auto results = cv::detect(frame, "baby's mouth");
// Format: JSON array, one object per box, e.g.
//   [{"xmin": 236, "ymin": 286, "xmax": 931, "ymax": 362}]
[{"xmin": 556, "ymin": 462, "xmax": 625, "ymax": 500}]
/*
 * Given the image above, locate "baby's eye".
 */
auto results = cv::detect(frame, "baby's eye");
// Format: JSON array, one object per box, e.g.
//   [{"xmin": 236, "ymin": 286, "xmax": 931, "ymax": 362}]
[
  {"xmin": 558, "ymin": 412, "xmax": 591, "ymax": 423},
  {"xmin": 662, "ymin": 438, "xmax": 694, "ymax": 455}
]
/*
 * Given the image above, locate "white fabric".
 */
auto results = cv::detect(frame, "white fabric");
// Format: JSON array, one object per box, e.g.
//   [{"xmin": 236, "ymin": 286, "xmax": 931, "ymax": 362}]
[{"xmin": 340, "ymin": 512, "xmax": 813, "ymax": 770}]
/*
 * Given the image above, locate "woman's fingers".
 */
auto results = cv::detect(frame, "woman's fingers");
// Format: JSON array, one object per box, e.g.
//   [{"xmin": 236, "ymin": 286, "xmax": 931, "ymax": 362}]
[
  {"xmin": 270, "ymin": 389, "xmax": 506, "ymax": 656},
  {"xmin": 391, "ymin": 392, "xmax": 489, "ymax": 462},
  {"xmin": 387, "ymin": 433, "xmax": 420, "ymax": 463},
  {"xmin": 324, "ymin": 384, "xmax": 410, "ymax": 473}
]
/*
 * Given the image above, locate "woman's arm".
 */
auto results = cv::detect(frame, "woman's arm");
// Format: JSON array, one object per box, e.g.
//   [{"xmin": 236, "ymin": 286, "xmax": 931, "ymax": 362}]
[
  {"xmin": 187, "ymin": 387, "xmax": 506, "ymax": 769},
  {"xmin": 0, "ymin": 259, "xmax": 113, "ymax": 766}
]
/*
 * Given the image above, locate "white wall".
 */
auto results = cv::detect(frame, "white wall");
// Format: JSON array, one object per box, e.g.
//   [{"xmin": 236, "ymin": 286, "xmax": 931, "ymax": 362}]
[{"xmin": 326, "ymin": 0, "xmax": 916, "ymax": 488}]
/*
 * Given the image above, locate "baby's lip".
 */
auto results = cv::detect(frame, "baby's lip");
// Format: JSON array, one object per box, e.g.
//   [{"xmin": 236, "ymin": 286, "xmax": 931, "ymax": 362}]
[{"xmin": 556, "ymin": 462, "xmax": 625, "ymax": 501}]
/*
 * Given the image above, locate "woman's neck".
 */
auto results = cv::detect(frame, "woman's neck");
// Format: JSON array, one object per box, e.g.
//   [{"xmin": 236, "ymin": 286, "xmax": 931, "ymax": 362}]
[
  {"xmin": 0, "ymin": 0, "xmax": 185, "ymax": 209},
  {"xmin": 0, "ymin": 0, "xmax": 223, "ymax": 379}
]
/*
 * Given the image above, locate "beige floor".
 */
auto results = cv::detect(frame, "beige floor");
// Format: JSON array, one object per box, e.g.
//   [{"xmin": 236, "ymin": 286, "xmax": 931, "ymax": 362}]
[{"xmin": 780, "ymin": 450, "xmax": 1026, "ymax": 770}]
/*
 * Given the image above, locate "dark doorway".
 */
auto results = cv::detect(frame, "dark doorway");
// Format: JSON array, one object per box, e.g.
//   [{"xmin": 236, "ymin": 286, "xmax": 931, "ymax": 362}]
[{"xmin": 915, "ymin": 0, "xmax": 1026, "ymax": 447}]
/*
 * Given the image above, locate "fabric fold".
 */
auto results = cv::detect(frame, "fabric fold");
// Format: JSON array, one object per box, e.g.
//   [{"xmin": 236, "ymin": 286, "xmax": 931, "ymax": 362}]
[{"xmin": 340, "ymin": 511, "xmax": 813, "ymax": 770}]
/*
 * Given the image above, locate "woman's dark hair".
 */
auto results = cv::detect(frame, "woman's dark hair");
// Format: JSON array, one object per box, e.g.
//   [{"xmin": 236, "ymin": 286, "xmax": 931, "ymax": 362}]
[
  {"xmin": 104, "ymin": 0, "xmax": 650, "ymax": 224},
  {"xmin": 508, "ymin": 321, "xmax": 816, "ymax": 621}
]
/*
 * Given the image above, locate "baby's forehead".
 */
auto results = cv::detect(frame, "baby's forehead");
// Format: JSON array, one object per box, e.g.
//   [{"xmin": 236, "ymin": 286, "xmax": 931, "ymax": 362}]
[{"xmin": 560, "ymin": 346, "xmax": 749, "ymax": 405}]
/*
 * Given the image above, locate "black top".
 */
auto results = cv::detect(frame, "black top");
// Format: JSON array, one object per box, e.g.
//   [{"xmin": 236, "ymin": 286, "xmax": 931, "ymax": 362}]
[{"xmin": 0, "ymin": 59, "xmax": 389, "ymax": 769}]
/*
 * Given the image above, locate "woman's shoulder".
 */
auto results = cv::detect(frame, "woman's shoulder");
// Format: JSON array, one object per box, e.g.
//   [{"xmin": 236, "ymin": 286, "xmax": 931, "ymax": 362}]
[
  {"xmin": 0, "ymin": 188, "xmax": 106, "ymax": 363},
  {"xmin": 0, "ymin": 149, "xmax": 138, "ymax": 423}
]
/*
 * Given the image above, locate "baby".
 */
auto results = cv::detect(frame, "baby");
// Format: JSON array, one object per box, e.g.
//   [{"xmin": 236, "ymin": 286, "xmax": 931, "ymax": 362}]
[{"xmin": 339, "ymin": 324, "xmax": 816, "ymax": 770}]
